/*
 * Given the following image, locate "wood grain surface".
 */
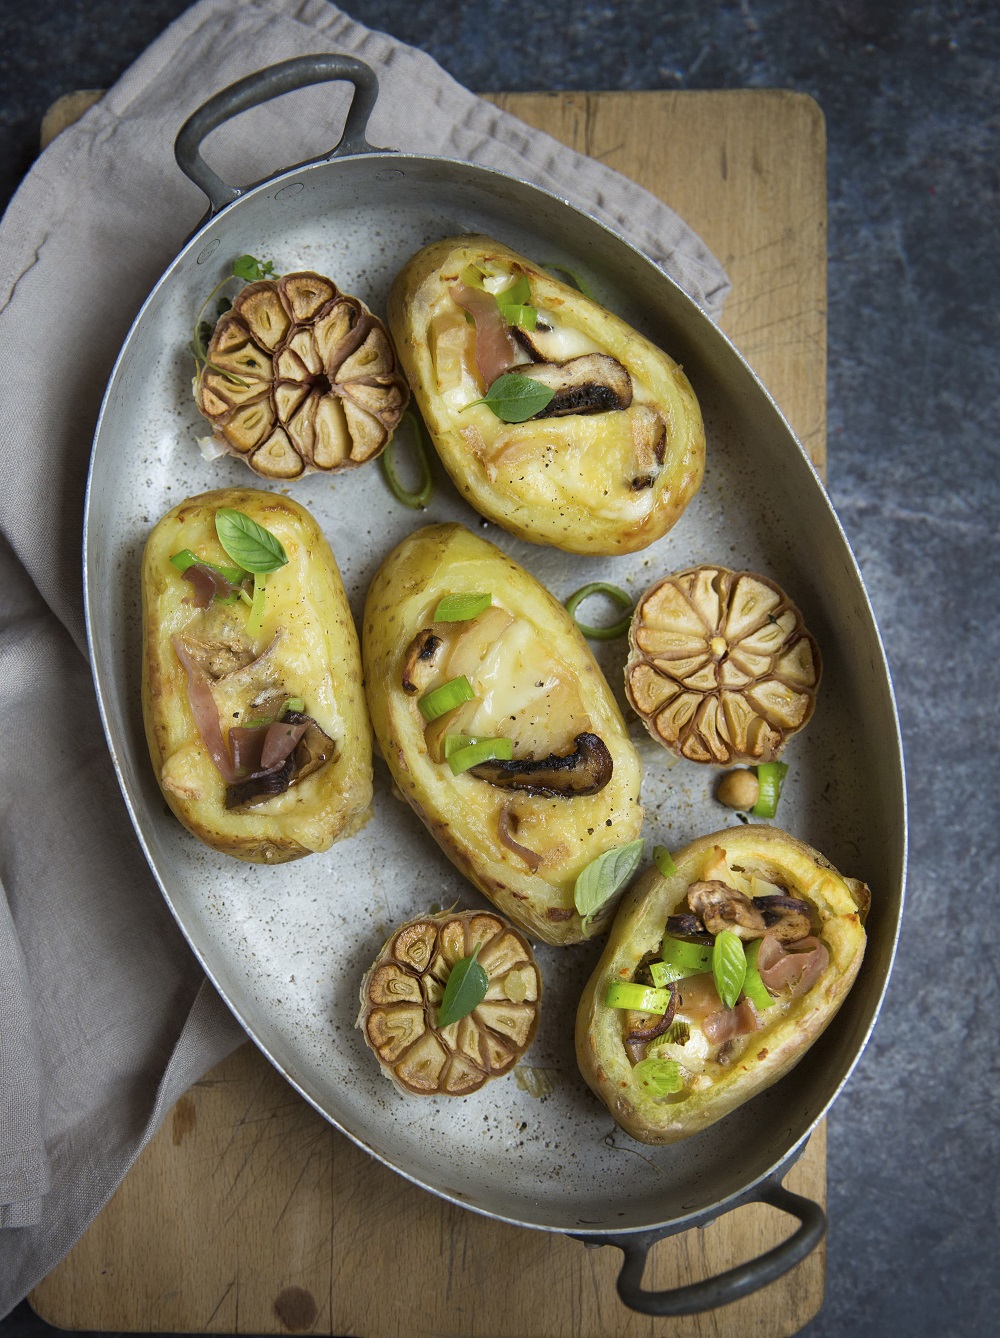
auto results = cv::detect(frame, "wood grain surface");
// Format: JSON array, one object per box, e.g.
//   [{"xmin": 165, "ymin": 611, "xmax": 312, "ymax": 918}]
[{"xmin": 31, "ymin": 88, "xmax": 828, "ymax": 1337}]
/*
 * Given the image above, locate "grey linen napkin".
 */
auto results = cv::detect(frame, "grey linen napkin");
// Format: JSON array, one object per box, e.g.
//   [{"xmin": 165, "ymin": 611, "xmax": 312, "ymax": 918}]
[{"xmin": 0, "ymin": 0, "xmax": 729, "ymax": 1311}]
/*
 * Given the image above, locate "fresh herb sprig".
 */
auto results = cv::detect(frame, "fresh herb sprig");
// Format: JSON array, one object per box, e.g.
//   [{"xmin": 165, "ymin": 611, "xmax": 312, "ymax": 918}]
[
  {"xmin": 215, "ymin": 509, "xmax": 289, "ymax": 574},
  {"xmin": 213, "ymin": 509, "xmax": 289, "ymax": 639},
  {"xmin": 438, "ymin": 944, "xmax": 489, "ymax": 1028},
  {"xmin": 467, "ymin": 373, "xmax": 554, "ymax": 424},
  {"xmin": 574, "ymin": 839, "xmax": 645, "ymax": 934},
  {"xmin": 190, "ymin": 255, "xmax": 279, "ymax": 371}
]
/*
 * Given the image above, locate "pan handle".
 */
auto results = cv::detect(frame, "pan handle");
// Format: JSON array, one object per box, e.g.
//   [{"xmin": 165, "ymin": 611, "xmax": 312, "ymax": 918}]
[
  {"xmin": 575, "ymin": 1180, "xmax": 826, "ymax": 1317},
  {"xmin": 175, "ymin": 54, "xmax": 382, "ymax": 214}
]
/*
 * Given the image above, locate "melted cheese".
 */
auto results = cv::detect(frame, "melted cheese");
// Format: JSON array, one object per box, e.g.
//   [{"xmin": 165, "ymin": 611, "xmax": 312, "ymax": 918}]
[{"xmin": 430, "ymin": 611, "xmax": 591, "ymax": 758}]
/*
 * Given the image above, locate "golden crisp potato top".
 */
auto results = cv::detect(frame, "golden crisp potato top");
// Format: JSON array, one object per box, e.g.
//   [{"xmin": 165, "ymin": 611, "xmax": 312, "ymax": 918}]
[
  {"xmin": 387, "ymin": 235, "xmax": 705, "ymax": 555},
  {"xmin": 575, "ymin": 826, "xmax": 867, "ymax": 1142},
  {"xmin": 362, "ymin": 522, "xmax": 644, "ymax": 945},
  {"xmin": 141, "ymin": 487, "xmax": 372, "ymax": 863}
]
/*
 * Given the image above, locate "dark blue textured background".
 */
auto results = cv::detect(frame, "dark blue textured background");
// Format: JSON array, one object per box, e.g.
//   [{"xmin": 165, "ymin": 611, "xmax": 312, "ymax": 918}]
[{"xmin": 2, "ymin": 2, "xmax": 997, "ymax": 1334}]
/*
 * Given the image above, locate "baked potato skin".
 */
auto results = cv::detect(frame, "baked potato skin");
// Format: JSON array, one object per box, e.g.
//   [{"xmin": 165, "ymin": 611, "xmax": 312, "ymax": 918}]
[
  {"xmin": 387, "ymin": 235, "xmax": 705, "ymax": 555},
  {"xmin": 142, "ymin": 488, "xmax": 372, "ymax": 862},
  {"xmin": 362, "ymin": 523, "xmax": 644, "ymax": 945},
  {"xmin": 575, "ymin": 826, "xmax": 867, "ymax": 1142}
]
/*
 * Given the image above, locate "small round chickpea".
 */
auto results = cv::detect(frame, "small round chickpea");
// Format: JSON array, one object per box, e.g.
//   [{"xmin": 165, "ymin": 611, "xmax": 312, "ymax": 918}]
[{"xmin": 716, "ymin": 768, "xmax": 760, "ymax": 811}]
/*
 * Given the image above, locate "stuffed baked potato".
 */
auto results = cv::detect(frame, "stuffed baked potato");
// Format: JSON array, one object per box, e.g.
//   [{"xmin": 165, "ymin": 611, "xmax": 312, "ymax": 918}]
[
  {"xmin": 362, "ymin": 523, "xmax": 644, "ymax": 945},
  {"xmin": 576, "ymin": 826, "xmax": 868, "ymax": 1142},
  {"xmin": 386, "ymin": 235, "xmax": 705, "ymax": 554},
  {"xmin": 141, "ymin": 488, "xmax": 372, "ymax": 862}
]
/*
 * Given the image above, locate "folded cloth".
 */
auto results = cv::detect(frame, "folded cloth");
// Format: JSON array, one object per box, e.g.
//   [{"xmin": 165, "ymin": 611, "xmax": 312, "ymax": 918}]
[{"xmin": 0, "ymin": 0, "xmax": 728, "ymax": 1313}]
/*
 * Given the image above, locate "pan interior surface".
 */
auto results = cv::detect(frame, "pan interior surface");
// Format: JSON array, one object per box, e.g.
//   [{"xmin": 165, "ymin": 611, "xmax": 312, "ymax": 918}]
[{"xmin": 85, "ymin": 156, "xmax": 904, "ymax": 1232}]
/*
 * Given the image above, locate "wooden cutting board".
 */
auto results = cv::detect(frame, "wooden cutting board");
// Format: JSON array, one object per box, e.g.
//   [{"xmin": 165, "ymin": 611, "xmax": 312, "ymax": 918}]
[{"xmin": 31, "ymin": 88, "xmax": 827, "ymax": 1336}]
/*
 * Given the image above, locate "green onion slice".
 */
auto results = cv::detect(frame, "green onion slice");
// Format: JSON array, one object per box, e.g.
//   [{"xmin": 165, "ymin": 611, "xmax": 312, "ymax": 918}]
[
  {"xmin": 169, "ymin": 549, "xmax": 245, "ymax": 585},
  {"xmin": 497, "ymin": 275, "xmax": 531, "ymax": 308},
  {"xmin": 564, "ymin": 582, "xmax": 634, "ymax": 640},
  {"xmin": 245, "ymin": 574, "xmax": 267, "ymax": 639},
  {"xmin": 459, "ymin": 263, "xmax": 487, "ymax": 289},
  {"xmin": 631, "ymin": 1057, "xmax": 686, "ymax": 1096},
  {"xmin": 647, "ymin": 960, "xmax": 674, "ymax": 989},
  {"xmin": 447, "ymin": 737, "xmax": 514, "ymax": 776},
  {"xmin": 418, "ymin": 675, "xmax": 476, "ymax": 722},
  {"xmin": 712, "ymin": 930, "xmax": 747, "ymax": 1011},
  {"xmin": 653, "ymin": 845, "xmax": 678, "ymax": 878},
  {"xmin": 282, "ymin": 698, "xmax": 305, "ymax": 717},
  {"xmin": 540, "ymin": 263, "xmax": 595, "ymax": 299},
  {"xmin": 742, "ymin": 939, "xmax": 775, "ymax": 1011},
  {"xmin": 661, "ymin": 936, "xmax": 713, "ymax": 975},
  {"xmin": 752, "ymin": 762, "xmax": 789, "ymax": 819},
  {"xmin": 500, "ymin": 303, "xmax": 537, "ymax": 330},
  {"xmin": 662, "ymin": 1019, "xmax": 691, "ymax": 1046},
  {"xmin": 604, "ymin": 981, "xmax": 673, "ymax": 1014},
  {"xmin": 650, "ymin": 938, "xmax": 713, "ymax": 986},
  {"xmin": 443, "ymin": 734, "xmax": 480, "ymax": 758},
  {"xmin": 434, "ymin": 592, "xmax": 492, "ymax": 622},
  {"xmin": 495, "ymin": 277, "xmax": 537, "ymax": 330},
  {"xmin": 380, "ymin": 411, "xmax": 434, "ymax": 509}
]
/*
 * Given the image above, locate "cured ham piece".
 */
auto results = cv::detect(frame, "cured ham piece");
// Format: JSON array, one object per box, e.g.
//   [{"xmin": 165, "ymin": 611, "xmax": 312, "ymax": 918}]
[
  {"xmin": 450, "ymin": 281, "xmax": 518, "ymax": 389},
  {"xmin": 171, "ymin": 635, "xmax": 240, "ymax": 783},
  {"xmin": 181, "ymin": 563, "xmax": 243, "ymax": 609},
  {"xmin": 703, "ymin": 998, "xmax": 760, "ymax": 1045},
  {"xmin": 757, "ymin": 932, "xmax": 829, "ymax": 997}
]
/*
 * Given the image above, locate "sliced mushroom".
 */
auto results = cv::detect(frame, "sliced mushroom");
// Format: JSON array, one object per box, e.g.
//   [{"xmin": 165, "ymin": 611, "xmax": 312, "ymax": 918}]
[
  {"xmin": 517, "ymin": 354, "xmax": 633, "ymax": 418},
  {"xmin": 176, "ymin": 631, "xmax": 257, "ymax": 680},
  {"xmin": 687, "ymin": 880, "xmax": 767, "ymax": 940},
  {"xmin": 752, "ymin": 894, "xmax": 815, "ymax": 943},
  {"xmin": 225, "ymin": 754, "xmax": 296, "ymax": 809},
  {"xmin": 286, "ymin": 710, "xmax": 338, "ymax": 784},
  {"xmin": 224, "ymin": 711, "xmax": 336, "ymax": 809},
  {"xmin": 664, "ymin": 913, "xmax": 713, "ymax": 944},
  {"xmin": 401, "ymin": 628, "xmax": 444, "ymax": 694},
  {"xmin": 469, "ymin": 732, "xmax": 613, "ymax": 797},
  {"xmin": 625, "ymin": 986, "xmax": 677, "ymax": 1044}
]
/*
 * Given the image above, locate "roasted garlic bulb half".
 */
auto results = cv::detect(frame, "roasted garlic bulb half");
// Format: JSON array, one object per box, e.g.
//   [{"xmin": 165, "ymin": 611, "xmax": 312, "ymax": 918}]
[
  {"xmin": 196, "ymin": 271, "xmax": 409, "ymax": 479},
  {"xmin": 358, "ymin": 910, "xmax": 541, "ymax": 1096},
  {"xmin": 626, "ymin": 566, "xmax": 821, "ymax": 764}
]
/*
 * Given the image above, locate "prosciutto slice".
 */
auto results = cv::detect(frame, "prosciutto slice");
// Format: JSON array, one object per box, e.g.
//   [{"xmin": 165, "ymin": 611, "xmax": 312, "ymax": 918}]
[
  {"xmin": 181, "ymin": 563, "xmax": 243, "ymax": 609},
  {"xmin": 450, "ymin": 281, "xmax": 518, "ymax": 389},
  {"xmin": 171, "ymin": 635, "xmax": 240, "ymax": 783},
  {"xmin": 757, "ymin": 932, "xmax": 829, "ymax": 997},
  {"xmin": 703, "ymin": 998, "xmax": 760, "ymax": 1045},
  {"xmin": 260, "ymin": 718, "xmax": 310, "ymax": 770}
]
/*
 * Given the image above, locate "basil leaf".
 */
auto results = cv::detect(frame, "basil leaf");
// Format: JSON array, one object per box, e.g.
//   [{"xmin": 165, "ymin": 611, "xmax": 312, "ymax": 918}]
[
  {"xmin": 215, "ymin": 509, "xmax": 288, "ymax": 574},
  {"xmin": 574, "ymin": 838, "xmax": 645, "ymax": 929},
  {"xmin": 438, "ymin": 944, "xmax": 489, "ymax": 1028},
  {"xmin": 712, "ymin": 930, "xmax": 747, "ymax": 1011},
  {"xmin": 231, "ymin": 255, "xmax": 277, "ymax": 282},
  {"xmin": 468, "ymin": 373, "xmax": 555, "ymax": 424}
]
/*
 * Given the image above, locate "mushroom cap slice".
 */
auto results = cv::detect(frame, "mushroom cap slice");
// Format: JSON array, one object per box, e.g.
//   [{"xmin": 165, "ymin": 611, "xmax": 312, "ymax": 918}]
[
  {"xmin": 195, "ymin": 271, "xmax": 409, "ymax": 479},
  {"xmin": 519, "ymin": 353, "xmax": 633, "ymax": 418},
  {"xmin": 625, "ymin": 565, "xmax": 821, "ymax": 764},
  {"xmin": 357, "ymin": 910, "xmax": 542, "ymax": 1096},
  {"xmin": 469, "ymin": 731, "xmax": 613, "ymax": 797}
]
